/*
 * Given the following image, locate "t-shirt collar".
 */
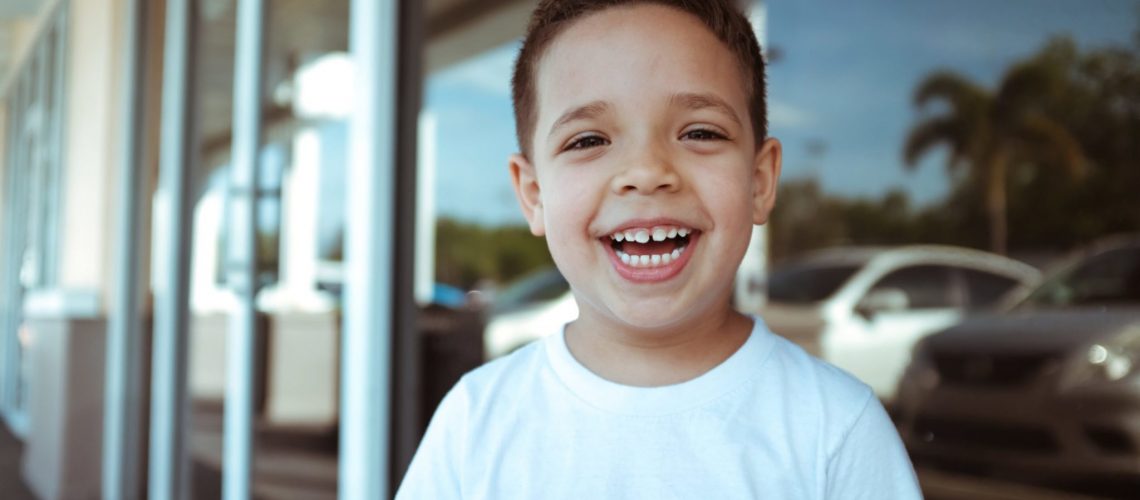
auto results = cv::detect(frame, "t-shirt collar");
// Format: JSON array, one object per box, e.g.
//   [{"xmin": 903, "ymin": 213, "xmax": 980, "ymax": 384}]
[{"xmin": 543, "ymin": 315, "xmax": 776, "ymax": 416}]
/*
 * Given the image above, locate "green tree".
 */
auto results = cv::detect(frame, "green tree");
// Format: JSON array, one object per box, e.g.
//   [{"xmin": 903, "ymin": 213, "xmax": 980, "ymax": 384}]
[
  {"xmin": 903, "ymin": 42, "xmax": 1086, "ymax": 255},
  {"xmin": 434, "ymin": 218, "xmax": 553, "ymax": 289}
]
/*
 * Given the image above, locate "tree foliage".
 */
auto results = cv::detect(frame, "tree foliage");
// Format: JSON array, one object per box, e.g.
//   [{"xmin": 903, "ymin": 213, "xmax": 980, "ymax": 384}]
[
  {"xmin": 434, "ymin": 218, "xmax": 553, "ymax": 289},
  {"xmin": 778, "ymin": 31, "xmax": 1140, "ymax": 262},
  {"xmin": 903, "ymin": 39, "xmax": 1087, "ymax": 255}
]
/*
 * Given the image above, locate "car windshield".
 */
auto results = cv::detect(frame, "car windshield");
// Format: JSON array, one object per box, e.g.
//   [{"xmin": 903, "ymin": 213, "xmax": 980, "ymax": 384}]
[
  {"xmin": 1019, "ymin": 247, "xmax": 1140, "ymax": 308},
  {"xmin": 492, "ymin": 268, "xmax": 569, "ymax": 315},
  {"xmin": 767, "ymin": 262, "xmax": 861, "ymax": 304}
]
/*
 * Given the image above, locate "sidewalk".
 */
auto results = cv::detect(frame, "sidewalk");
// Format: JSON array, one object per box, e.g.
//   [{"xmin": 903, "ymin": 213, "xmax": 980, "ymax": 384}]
[
  {"xmin": 0, "ymin": 423, "xmax": 34, "ymax": 500},
  {"xmin": 191, "ymin": 406, "xmax": 337, "ymax": 500},
  {"xmin": 0, "ymin": 408, "xmax": 335, "ymax": 500}
]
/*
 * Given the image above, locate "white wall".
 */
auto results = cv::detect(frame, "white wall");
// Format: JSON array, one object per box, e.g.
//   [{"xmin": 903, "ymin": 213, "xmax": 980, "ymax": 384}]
[{"xmin": 56, "ymin": 0, "xmax": 126, "ymax": 302}]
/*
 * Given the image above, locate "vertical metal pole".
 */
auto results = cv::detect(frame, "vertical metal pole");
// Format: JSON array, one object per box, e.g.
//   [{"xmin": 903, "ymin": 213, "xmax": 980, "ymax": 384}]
[
  {"xmin": 223, "ymin": 0, "xmax": 265, "ymax": 498},
  {"xmin": 103, "ymin": 0, "xmax": 149, "ymax": 497},
  {"xmin": 0, "ymin": 101, "xmax": 15, "ymax": 417},
  {"xmin": 340, "ymin": 0, "xmax": 398, "ymax": 498},
  {"xmin": 2, "ymin": 78, "xmax": 28, "ymax": 416},
  {"xmin": 391, "ymin": 0, "xmax": 424, "ymax": 486},
  {"xmin": 45, "ymin": 6, "xmax": 69, "ymax": 287},
  {"xmin": 150, "ymin": 0, "xmax": 197, "ymax": 497}
]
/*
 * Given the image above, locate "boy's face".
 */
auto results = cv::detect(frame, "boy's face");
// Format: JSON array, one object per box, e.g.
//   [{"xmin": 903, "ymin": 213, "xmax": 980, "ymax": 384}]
[{"xmin": 510, "ymin": 4, "xmax": 781, "ymax": 333}]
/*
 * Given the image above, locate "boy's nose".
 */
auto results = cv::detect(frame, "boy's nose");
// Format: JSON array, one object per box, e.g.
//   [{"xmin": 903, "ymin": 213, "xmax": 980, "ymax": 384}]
[{"xmin": 611, "ymin": 149, "xmax": 681, "ymax": 195}]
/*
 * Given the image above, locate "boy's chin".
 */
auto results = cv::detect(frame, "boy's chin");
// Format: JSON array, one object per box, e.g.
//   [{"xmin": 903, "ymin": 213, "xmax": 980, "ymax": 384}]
[{"xmin": 604, "ymin": 303, "xmax": 706, "ymax": 333}]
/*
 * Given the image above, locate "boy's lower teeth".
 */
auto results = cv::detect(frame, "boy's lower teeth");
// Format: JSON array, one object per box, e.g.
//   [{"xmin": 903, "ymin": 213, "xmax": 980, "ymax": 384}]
[{"xmin": 617, "ymin": 246, "xmax": 685, "ymax": 267}]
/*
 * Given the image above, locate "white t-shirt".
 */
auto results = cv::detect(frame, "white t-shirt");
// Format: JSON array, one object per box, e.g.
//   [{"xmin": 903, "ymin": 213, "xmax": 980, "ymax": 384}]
[{"xmin": 397, "ymin": 317, "xmax": 922, "ymax": 499}]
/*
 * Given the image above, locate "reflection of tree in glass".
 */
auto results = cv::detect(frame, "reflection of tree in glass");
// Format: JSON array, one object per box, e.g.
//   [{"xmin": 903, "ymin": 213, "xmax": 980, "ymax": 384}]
[
  {"xmin": 434, "ymin": 218, "xmax": 554, "ymax": 289},
  {"xmin": 766, "ymin": 22, "xmax": 1140, "ymax": 261},
  {"xmin": 904, "ymin": 40, "xmax": 1086, "ymax": 256}
]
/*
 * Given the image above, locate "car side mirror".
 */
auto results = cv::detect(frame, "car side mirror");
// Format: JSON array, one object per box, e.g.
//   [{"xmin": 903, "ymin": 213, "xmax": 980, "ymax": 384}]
[{"xmin": 856, "ymin": 288, "xmax": 909, "ymax": 320}]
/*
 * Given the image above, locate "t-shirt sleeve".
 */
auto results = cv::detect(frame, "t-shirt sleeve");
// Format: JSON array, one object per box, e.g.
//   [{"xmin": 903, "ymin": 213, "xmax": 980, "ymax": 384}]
[
  {"xmin": 825, "ymin": 394, "xmax": 923, "ymax": 499},
  {"xmin": 395, "ymin": 380, "xmax": 469, "ymax": 500}
]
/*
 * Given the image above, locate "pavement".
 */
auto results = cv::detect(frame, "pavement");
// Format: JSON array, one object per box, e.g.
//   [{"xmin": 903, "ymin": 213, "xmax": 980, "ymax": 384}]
[
  {"xmin": 190, "ymin": 406, "xmax": 337, "ymax": 500},
  {"xmin": 0, "ymin": 407, "xmax": 336, "ymax": 500},
  {"xmin": 0, "ymin": 422, "xmax": 34, "ymax": 500}
]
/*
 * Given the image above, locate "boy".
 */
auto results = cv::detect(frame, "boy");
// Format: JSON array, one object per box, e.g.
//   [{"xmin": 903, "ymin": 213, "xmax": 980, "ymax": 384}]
[{"xmin": 398, "ymin": 1, "xmax": 921, "ymax": 498}]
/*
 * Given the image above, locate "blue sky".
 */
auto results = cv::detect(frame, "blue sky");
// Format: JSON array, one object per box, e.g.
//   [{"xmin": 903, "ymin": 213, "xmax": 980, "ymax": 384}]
[{"xmin": 425, "ymin": 0, "xmax": 1139, "ymax": 227}]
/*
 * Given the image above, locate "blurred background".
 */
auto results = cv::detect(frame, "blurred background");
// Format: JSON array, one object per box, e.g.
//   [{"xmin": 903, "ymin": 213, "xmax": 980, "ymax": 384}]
[{"xmin": 0, "ymin": 0, "xmax": 1138, "ymax": 499}]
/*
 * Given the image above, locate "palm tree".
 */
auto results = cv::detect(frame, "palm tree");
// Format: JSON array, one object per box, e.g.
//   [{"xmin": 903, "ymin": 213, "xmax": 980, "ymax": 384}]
[{"xmin": 904, "ymin": 43, "xmax": 1085, "ymax": 255}]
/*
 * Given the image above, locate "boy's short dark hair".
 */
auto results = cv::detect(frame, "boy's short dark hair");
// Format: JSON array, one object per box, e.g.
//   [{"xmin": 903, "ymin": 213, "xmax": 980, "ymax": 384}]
[{"xmin": 510, "ymin": 0, "xmax": 768, "ymax": 159}]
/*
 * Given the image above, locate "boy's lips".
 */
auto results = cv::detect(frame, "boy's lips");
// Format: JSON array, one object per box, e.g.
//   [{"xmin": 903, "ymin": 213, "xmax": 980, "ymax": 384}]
[{"xmin": 598, "ymin": 224, "xmax": 700, "ymax": 283}]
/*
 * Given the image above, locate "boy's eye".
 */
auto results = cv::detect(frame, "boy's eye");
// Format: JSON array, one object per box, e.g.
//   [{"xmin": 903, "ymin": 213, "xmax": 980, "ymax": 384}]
[
  {"xmin": 564, "ymin": 135, "xmax": 609, "ymax": 151},
  {"xmin": 682, "ymin": 128, "xmax": 728, "ymax": 141}
]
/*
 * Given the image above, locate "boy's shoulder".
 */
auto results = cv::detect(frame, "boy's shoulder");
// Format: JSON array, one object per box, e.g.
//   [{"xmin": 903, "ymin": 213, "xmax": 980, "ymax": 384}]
[
  {"xmin": 467, "ymin": 334, "xmax": 548, "ymax": 384},
  {"xmin": 447, "ymin": 336, "xmax": 551, "ymax": 408},
  {"xmin": 760, "ymin": 324, "xmax": 876, "ymax": 414}
]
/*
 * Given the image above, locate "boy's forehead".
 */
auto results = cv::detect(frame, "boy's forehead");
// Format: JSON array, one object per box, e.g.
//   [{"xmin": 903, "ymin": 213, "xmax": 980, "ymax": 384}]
[{"xmin": 531, "ymin": 4, "xmax": 751, "ymax": 138}]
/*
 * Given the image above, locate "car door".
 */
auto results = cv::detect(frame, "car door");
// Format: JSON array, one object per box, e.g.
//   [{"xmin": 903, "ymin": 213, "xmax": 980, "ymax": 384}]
[{"xmin": 828, "ymin": 264, "xmax": 964, "ymax": 401}]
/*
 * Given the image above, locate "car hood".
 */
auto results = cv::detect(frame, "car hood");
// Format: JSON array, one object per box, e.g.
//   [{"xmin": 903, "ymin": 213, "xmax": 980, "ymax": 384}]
[
  {"xmin": 759, "ymin": 302, "xmax": 826, "ymax": 331},
  {"xmin": 926, "ymin": 306, "xmax": 1140, "ymax": 354}
]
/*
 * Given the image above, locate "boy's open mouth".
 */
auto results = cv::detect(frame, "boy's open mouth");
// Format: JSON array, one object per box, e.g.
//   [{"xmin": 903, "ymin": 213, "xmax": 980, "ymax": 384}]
[{"xmin": 605, "ymin": 225, "xmax": 694, "ymax": 268}]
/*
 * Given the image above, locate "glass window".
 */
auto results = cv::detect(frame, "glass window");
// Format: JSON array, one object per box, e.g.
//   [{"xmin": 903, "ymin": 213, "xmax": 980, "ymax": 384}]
[
  {"xmin": 767, "ymin": 263, "xmax": 861, "ymax": 304},
  {"xmin": 868, "ymin": 265, "xmax": 956, "ymax": 309},
  {"xmin": 1025, "ymin": 247, "xmax": 1140, "ymax": 307},
  {"xmin": 962, "ymin": 269, "xmax": 1020, "ymax": 309}
]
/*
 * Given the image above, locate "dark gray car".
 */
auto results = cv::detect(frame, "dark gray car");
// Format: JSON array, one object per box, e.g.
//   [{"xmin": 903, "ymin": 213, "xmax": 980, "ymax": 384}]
[{"xmin": 895, "ymin": 235, "xmax": 1140, "ymax": 482}]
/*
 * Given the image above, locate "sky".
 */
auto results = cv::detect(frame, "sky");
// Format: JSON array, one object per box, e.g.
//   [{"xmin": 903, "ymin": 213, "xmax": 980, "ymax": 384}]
[{"xmin": 424, "ymin": 0, "xmax": 1139, "ymax": 227}]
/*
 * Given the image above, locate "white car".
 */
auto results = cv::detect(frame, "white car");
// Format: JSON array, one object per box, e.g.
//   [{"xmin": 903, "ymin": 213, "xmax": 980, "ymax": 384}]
[
  {"xmin": 484, "ymin": 268, "xmax": 577, "ymax": 359},
  {"xmin": 760, "ymin": 245, "xmax": 1040, "ymax": 403}
]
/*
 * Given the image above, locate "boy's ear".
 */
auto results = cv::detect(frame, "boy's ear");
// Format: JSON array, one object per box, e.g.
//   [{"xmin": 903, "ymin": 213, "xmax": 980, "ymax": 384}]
[
  {"xmin": 751, "ymin": 138, "xmax": 783, "ymax": 225},
  {"xmin": 509, "ymin": 153, "xmax": 546, "ymax": 236}
]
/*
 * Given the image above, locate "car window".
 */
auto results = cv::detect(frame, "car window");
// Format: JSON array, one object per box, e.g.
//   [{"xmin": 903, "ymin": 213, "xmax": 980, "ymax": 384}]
[
  {"xmin": 962, "ymin": 269, "xmax": 1020, "ymax": 309},
  {"xmin": 767, "ymin": 263, "xmax": 861, "ymax": 304},
  {"xmin": 867, "ymin": 265, "xmax": 957, "ymax": 309},
  {"xmin": 1023, "ymin": 247, "xmax": 1140, "ymax": 307}
]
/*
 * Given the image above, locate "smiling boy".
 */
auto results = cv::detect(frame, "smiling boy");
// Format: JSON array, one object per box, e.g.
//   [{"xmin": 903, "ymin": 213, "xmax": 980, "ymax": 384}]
[{"xmin": 397, "ymin": 1, "xmax": 921, "ymax": 498}]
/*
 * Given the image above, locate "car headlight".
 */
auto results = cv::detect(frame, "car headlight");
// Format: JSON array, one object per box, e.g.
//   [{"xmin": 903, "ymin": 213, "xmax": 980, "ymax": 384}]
[
  {"xmin": 1085, "ymin": 342, "xmax": 1137, "ymax": 382},
  {"xmin": 1072, "ymin": 327, "xmax": 1140, "ymax": 385}
]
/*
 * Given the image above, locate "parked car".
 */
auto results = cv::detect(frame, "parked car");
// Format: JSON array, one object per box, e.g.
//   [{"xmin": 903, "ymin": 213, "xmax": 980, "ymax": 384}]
[
  {"xmin": 895, "ymin": 235, "xmax": 1140, "ymax": 481},
  {"xmin": 760, "ymin": 245, "xmax": 1040, "ymax": 402},
  {"xmin": 483, "ymin": 268, "xmax": 577, "ymax": 359}
]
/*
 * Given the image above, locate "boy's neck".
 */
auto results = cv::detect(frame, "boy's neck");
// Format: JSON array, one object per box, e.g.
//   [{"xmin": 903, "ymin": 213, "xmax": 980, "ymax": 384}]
[{"xmin": 564, "ymin": 305, "xmax": 753, "ymax": 388}]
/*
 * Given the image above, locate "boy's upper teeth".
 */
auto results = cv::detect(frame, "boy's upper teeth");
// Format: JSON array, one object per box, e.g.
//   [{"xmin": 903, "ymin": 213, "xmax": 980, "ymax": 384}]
[{"xmin": 609, "ymin": 225, "xmax": 693, "ymax": 241}]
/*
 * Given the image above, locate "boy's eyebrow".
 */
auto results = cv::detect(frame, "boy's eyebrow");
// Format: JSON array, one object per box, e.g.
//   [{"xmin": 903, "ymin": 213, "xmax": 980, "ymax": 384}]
[
  {"xmin": 669, "ymin": 92, "xmax": 742, "ymax": 128},
  {"xmin": 548, "ymin": 101, "xmax": 612, "ymax": 139}
]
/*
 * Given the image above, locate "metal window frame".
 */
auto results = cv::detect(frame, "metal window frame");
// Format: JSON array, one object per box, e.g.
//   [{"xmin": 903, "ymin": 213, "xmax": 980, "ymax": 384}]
[
  {"xmin": 148, "ymin": 0, "xmax": 199, "ymax": 497},
  {"xmin": 339, "ymin": 0, "xmax": 424, "ymax": 497},
  {"xmin": 103, "ymin": 0, "xmax": 152, "ymax": 497},
  {"xmin": 222, "ymin": 0, "xmax": 267, "ymax": 497},
  {"xmin": 0, "ymin": 2, "xmax": 69, "ymax": 437}
]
